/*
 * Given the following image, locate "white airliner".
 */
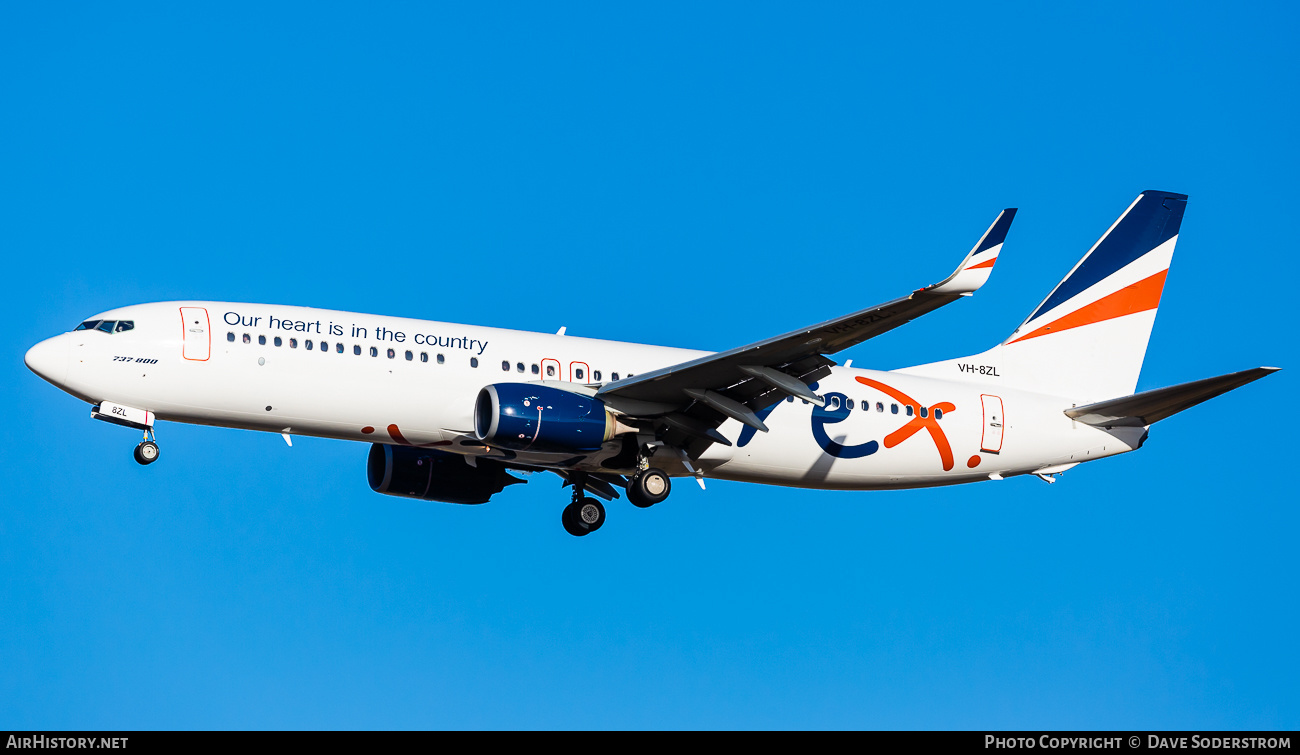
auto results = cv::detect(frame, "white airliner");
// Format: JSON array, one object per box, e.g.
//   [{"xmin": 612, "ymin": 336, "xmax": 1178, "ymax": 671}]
[{"xmin": 25, "ymin": 190, "xmax": 1277, "ymax": 535}]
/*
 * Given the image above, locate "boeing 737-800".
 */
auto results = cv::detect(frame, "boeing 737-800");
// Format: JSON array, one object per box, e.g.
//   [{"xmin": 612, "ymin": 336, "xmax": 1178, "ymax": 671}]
[{"xmin": 24, "ymin": 191, "xmax": 1277, "ymax": 535}]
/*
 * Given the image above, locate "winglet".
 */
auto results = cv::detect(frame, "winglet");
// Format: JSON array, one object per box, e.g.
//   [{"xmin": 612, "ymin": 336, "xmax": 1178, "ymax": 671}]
[{"xmin": 926, "ymin": 208, "xmax": 1018, "ymax": 295}]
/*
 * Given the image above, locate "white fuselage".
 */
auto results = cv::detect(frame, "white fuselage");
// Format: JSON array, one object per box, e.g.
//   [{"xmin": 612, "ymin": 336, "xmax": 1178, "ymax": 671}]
[{"xmin": 27, "ymin": 301, "xmax": 1146, "ymax": 489}]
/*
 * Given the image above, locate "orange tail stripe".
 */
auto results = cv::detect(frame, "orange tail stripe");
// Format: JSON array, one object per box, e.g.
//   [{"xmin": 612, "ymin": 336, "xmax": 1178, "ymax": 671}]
[
  {"xmin": 964, "ymin": 257, "xmax": 997, "ymax": 271},
  {"xmin": 1008, "ymin": 269, "xmax": 1168, "ymax": 344}
]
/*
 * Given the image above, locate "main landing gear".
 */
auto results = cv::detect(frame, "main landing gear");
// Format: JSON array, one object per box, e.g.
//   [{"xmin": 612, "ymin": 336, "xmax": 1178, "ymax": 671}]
[
  {"xmin": 628, "ymin": 440, "xmax": 671, "ymax": 509},
  {"xmin": 562, "ymin": 478, "xmax": 606, "ymax": 537},
  {"xmin": 627, "ymin": 467, "xmax": 671, "ymax": 508},
  {"xmin": 133, "ymin": 428, "xmax": 160, "ymax": 466},
  {"xmin": 561, "ymin": 455, "xmax": 675, "ymax": 536}
]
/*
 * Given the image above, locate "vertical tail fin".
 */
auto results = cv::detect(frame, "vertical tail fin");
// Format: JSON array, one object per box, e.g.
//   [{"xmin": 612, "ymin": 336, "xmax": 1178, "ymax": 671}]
[{"xmin": 900, "ymin": 190, "xmax": 1188, "ymax": 403}]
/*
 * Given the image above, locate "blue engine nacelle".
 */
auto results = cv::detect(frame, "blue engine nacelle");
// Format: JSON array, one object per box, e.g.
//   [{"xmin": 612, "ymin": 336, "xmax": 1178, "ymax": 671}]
[
  {"xmin": 475, "ymin": 383, "xmax": 618, "ymax": 452},
  {"xmin": 367, "ymin": 444, "xmax": 522, "ymax": 504}
]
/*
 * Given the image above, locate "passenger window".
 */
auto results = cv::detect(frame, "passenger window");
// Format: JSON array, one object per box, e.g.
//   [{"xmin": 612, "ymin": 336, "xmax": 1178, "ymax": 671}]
[
  {"xmin": 388, "ymin": 348, "xmax": 395, "ymax": 359},
  {"xmin": 437, "ymin": 354, "xmax": 444, "ymax": 364},
  {"xmin": 576, "ymin": 368, "xmax": 585, "ymax": 381},
  {"xmin": 76, "ymin": 320, "xmax": 101, "ymax": 331},
  {"xmin": 274, "ymin": 336, "xmax": 282, "ymax": 347},
  {"xmin": 420, "ymin": 352, "xmax": 428, "ymax": 362},
  {"xmin": 611, "ymin": 372, "xmax": 620, "ymax": 381},
  {"xmin": 531, "ymin": 364, "xmax": 539, "ymax": 375},
  {"xmin": 890, "ymin": 403, "xmax": 898, "ymax": 414},
  {"xmin": 115, "ymin": 321, "xmax": 134, "ymax": 332},
  {"xmin": 352, "ymin": 344, "xmax": 360, "ymax": 355},
  {"xmin": 306, "ymin": 340, "xmax": 314, "ymax": 350},
  {"xmin": 828, "ymin": 396, "xmax": 840, "ymax": 411},
  {"xmin": 787, "ymin": 396, "xmax": 794, "ymax": 403},
  {"xmin": 919, "ymin": 406, "xmax": 929, "ymax": 418},
  {"xmin": 258, "ymin": 335, "xmax": 266, "ymax": 345},
  {"xmin": 934, "ymin": 408, "xmax": 943, "ymax": 420},
  {"xmin": 877, "ymin": 402, "xmax": 884, "ymax": 412},
  {"xmin": 847, "ymin": 399, "xmax": 855, "ymax": 410},
  {"xmin": 369, "ymin": 346, "xmax": 378, "ymax": 357},
  {"xmin": 501, "ymin": 360, "xmax": 510, "ymax": 371},
  {"xmin": 594, "ymin": 370, "xmax": 602, "ymax": 381},
  {"xmin": 227, "ymin": 332, "xmax": 235, "ymax": 342},
  {"xmin": 517, "ymin": 362, "xmax": 525, "ymax": 373},
  {"xmin": 290, "ymin": 338, "xmax": 298, "ymax": 348},
  {"xmin": 546, "ymin": 364, "xmax": 555, "ymax": 377},
  {"xmin": 906, "ymin": 405, "xmax": 914, "ymax": 416},
  {"xmin": 405, "ymin": 350, "xmax": 413, "ymax": 361},
  {"xmin": 243, "ymin": 333, "xmax": 251, "ymax": 344},
  {"xmin": 97, "ymin": 321, "xmax": 116, "ymax": 333},
  {"xmin": 471, "ymin": 357, "xmax": 479, "ymax": 368}
]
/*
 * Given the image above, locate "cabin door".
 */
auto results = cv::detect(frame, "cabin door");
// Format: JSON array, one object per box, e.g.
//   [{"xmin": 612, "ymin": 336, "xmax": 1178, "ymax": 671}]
[
  {"xmin": 180, "ymin": 307, "xmax": 210, "ymax": 361},
  {"xmin": 980, "ymin": 394, "xmax": 1004, "ymax": 453}
]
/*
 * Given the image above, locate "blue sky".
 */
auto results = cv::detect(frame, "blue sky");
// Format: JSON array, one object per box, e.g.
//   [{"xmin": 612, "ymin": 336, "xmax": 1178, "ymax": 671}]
[{"xmin": 2, "ymin": 2, "xmax": 1296, "ymax": 729}]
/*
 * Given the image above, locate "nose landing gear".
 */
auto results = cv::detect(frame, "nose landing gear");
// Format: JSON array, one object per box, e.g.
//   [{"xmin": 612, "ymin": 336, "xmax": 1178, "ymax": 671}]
[
  {"xmin": 91, "ymin": 402, "xmax": 160, "ymax": 466},
  {"xmin": 133, "ymin": 428, "xmax": 160, "ymax": 466}
]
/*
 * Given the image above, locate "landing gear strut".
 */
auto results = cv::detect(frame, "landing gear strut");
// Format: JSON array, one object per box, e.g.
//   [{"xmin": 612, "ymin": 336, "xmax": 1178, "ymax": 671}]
[
  {"xmin": 562, "ymin": 471, "xmax": 606, "ymax": 537},
  {"xmin": 133, "ymin": 427, "xmax": 159, "ymax": 466}
]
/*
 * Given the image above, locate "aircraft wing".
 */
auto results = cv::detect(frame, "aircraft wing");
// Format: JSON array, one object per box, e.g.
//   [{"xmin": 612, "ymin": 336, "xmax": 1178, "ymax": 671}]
[{"xmin": 595, "ymin": 209, "xmax": 1016, "ymax": 450}]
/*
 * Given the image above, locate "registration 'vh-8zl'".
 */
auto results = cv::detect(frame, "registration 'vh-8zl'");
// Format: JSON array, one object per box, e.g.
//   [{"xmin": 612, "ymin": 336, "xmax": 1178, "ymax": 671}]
[{"xmin": 25, "ymin": 191, "xmax": 1278, "ymax": 536}]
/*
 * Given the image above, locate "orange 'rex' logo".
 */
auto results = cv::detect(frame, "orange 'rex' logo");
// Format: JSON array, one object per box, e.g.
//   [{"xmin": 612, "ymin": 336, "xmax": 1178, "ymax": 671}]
[{"xmin": 855, "ymin": 377, "xmax": 956, "ymax": 471}]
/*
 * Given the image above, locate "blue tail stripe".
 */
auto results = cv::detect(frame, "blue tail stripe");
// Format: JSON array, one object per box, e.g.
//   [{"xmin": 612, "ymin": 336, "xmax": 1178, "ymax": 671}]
[{"xmin": 1028, "ymin": 191, "xmax": 1186, "ymax": 321}]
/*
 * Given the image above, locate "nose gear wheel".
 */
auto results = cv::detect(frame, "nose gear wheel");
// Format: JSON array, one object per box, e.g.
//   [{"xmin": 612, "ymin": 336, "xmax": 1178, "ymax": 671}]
[{"xmin": 133, "ymin": 427, "xmax": 160, "ymax": 466}]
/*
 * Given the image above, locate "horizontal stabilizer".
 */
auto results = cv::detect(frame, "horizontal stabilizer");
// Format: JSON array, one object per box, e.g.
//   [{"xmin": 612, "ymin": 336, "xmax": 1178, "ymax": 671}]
[{"xmin": 1065, "ymin": 367, "xmax": 1279, "ymax": 427}]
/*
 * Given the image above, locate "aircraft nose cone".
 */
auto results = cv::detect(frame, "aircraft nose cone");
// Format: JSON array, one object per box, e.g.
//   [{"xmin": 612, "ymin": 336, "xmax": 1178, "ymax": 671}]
[{"xmin": 25, "ymin": 336, "xmax": 68, "ymax": 386}]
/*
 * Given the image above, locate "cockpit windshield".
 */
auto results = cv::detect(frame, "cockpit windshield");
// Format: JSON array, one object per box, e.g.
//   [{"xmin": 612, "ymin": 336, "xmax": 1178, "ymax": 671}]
[{"xmin": 75, "ymin": 319, "xmax": 134, "ymax": 333}]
